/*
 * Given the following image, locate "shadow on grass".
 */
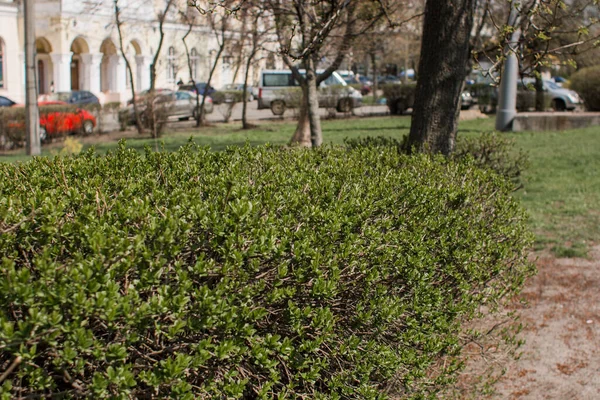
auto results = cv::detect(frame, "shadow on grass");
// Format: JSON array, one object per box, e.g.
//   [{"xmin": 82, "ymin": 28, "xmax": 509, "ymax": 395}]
[{"xmin": 324, "ymin": 125, "xmax": 410, "ymax": 133}]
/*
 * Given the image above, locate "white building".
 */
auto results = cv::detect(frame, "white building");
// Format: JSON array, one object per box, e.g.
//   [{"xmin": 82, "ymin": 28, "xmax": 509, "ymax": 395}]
[{"xmin": 0, "ymin": 0, "xmax": 273, "ymax": 104}]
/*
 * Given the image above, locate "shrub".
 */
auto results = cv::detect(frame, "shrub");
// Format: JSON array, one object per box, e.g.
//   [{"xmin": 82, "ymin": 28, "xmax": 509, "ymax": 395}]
[
  {"xmin": 468, "ymin": 83, "xmax": 498, "ymax": 113},
  {"xmin": 0, "ymin": 144, "xmax": 534, "ymax": 399},
  {"xmin": 212, "ymin": 91, "xmax": 244, "ymax": 123},
  {"xmin": 0, "ymin": 105, "xmax": 89, "ymax": 148},
  {"xmin": 570, "ymin": 66, "xmax": 600, "ymax": 111},
  {"xmin": 382, "ymin": 83, "xmax": 416, "ymax": 115},
  {"xmin": 102, "ymin": 102, "xmax": 122, "ymax": 112},
  {"xmin": 211, "ymin": 90, "xmax": 245, "ymax": 105},
  {"xmin": 344, "ymin": 133, "xmax": 529, "ymax": 189},
  {"xmin": 453, "ymin": 133, "xmax": 529, "ymax": 190}
]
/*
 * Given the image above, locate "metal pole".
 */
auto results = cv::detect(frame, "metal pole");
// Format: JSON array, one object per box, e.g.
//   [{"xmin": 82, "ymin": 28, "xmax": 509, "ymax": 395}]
[
  {"xmin": 495, "ymin": 7, "xmax": 521, "ymax": 132},
  {"xmin": 25, "ymin": 0, "xmax": 41, "ymax": 156}
]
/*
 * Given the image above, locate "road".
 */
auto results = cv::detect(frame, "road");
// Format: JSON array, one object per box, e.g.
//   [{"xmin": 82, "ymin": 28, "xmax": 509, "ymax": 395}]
[{"xmin": 204, "ymin": 102, "xmax": 390, "ymax": 123}]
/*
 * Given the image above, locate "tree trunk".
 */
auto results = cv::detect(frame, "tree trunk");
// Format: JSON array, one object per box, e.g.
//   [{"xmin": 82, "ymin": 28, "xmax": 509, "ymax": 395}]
[
  {"xmin": 114, "ymin": 0, "xmax": 142, "ymax": 134},
  {"xmin": 290, "ymin": 86, "xmax": 312, "ymax": 147},
  {"xmin": 305, "ymin": 63, "xmax": 323, "ymax": 147},
  {"xmin": 290, "ymin": 61, "xmax": 323, "ymax": 147},
  {"xmin": 242, "ymin": 53, "xmax": 253, "ymax": 129},
  {"xmin": 371, "ymin": 52, "xmax": 378, "ymax": 102},
  {"xmin": 408, "ymin": 0, "xmax": 476, "ymax": 155}
]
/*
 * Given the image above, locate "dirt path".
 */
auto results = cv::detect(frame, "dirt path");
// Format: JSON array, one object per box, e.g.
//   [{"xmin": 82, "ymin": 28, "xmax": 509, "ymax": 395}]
[
  {"xmin": 454, "ymin": 245, "xmax": 600, "ymax": 399},
  {"xmin": 493, "ymin": 245, "xmax": 600, "ymax": 399}
]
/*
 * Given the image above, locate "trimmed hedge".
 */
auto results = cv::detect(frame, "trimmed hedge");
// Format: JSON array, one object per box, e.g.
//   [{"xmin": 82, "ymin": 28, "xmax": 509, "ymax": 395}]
[
  {"xmin": 211, "ymin": 90, "xmax": 245, "ymax": 105},
  {"xmin": 570, "ymin": 66, "xmax": 600, "ymax": 111},
  {"xmin": 344, "ymin": 133, "xmax": 529, "ymax": 190},
  {"xmin": 382, "ymin": 83, "xmax": 416, "ymax": 115},
  {"xmin": 0, "ymin": 144, "xmax": 534, "ymax": 398},
  {"xmin": 0, "ymin": 105, "xmax": 81, "ymax": 148}
]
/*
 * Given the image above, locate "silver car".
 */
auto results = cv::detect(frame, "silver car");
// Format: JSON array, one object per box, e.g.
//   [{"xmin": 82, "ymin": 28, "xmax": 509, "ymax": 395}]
[
  {"xmin": 127, "ymin": 90, "xmax": 213, "ymax": 124},
  {"xmin": 257, "ymin": 70, "xmax": 363, "ymax": 115},
  {"xmin": 518, "ymin": 79, "xmax": 583, "ymax": 111}
]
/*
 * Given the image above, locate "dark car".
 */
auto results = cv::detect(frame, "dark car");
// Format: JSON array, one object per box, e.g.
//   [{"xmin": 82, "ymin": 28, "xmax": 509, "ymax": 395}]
[
  {"xmin": 377, "ymin": 75, "xmax": 401, "ymax": 85},
  {"xmin": 41, "ymin": 91, "xmax": 100, "ymax": 106},
  {"xmin": 0, "ymin": 96, "xmax": 16, "ymax": 107},
  {"xmin": 178, "ymin": 83, "xmax": 217, "ymax": 97}
]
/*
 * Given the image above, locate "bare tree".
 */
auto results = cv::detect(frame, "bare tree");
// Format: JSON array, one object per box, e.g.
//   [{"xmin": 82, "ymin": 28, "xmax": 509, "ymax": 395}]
[
  {"xmin": 113, "ymin": 0, "xmax": 143, "ymax": 133},
  {"xmin": 141, "ymin": 0, "xmax": 176, "ymax": 138},
  {"xmin": 236, "ymin": 1, "xmax": 274, "ymax": 129},
  {"xmin": 181, "ymin": 7, "xmax": 204, "ymax": 127},
  {"xmin": 189, "ymin": 0, "xmax": 233, "ymax": 125},
  {"xmin": 269, "ymin": 0, "xmax": 368, "ymax": 147}
]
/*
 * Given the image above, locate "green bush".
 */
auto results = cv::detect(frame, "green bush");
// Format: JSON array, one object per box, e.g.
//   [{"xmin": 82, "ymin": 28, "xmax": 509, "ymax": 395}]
[
  {"xmin": 570, "ymin": 66, "xmax": 600, "ymax": 111},
  {"xmin": 211, "ymin": 90, "xmax": 245, "ymax": 105},
  {"xmin": 0, "ymin": 105, "xmax": 85, "ymax": 148},
  {"xmin": 344, "ymin": 133, "xmax": 529, "ymax": 190},
  {"xmin": 453, "ymin": 133, "xmax": 529, "ymax": 190},
  {"xmin": 0, "ymin": 144, "xmax": 534, "ymax": 399},
  {"xmin": 468, "ymin": 83, "xmax": 498, "ymax": 113},
  {"xmin": 382, "ymin": 83, "xmax": 416, "ymax": 115},
  {"xmin": 102, "ymin": 102, "xmax": 122, "ymax": 112},
  {"xmin": 0, "ymin": 107, "xmax": 26, "ymax": 149}
]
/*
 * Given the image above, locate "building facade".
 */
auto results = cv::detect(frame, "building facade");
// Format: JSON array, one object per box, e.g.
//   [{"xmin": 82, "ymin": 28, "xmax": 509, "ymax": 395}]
[{"xmin": 0, "ymin": 0, "xmax": 272, "ymax": 104}]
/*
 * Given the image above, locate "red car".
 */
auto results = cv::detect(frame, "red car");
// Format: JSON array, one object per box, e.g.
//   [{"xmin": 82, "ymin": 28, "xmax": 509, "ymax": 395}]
[
  {"xmin": 38, "ymin": 101, "xmax": 96, "ymax": 140},
  {"xmin": 6, "ymin": 101, "xmax": 97, "ymax": 142}
]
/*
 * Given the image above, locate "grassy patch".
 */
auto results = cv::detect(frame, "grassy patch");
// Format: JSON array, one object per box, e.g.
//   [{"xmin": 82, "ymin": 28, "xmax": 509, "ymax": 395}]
[
  {"xmin": 1, "ymin": 115, "xmax": 598, "ymax": 255},
  {"xmin": 504, "ymin": 127, "xmax": 600, "ymax": 256}
]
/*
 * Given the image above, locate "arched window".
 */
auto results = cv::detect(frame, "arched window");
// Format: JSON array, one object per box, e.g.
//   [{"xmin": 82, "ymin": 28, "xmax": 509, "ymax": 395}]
[
  {"xmin": 0, "ymin": 38, "xmax": 5, "ymax": 89},
  {"xmin": 190, "ymin": 48, "xmax": 199, "ymax": 80},
  {"xmin": 167, "ymin": 46, "xmax": 176, "ymax": 83}
]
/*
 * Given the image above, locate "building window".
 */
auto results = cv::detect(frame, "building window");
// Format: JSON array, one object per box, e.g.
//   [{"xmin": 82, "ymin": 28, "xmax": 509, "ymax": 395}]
[
  {"xmin": 0, "ymin": 38, "xmax": 5, "ymax": 89},
  {"xmin": 190, "ymin": 48, "xmax": 199, "ymax": 80},
  {"xmin": 167, "ymin": 46, "xmax": 176, "ymax": 83},
  {"xmin": 222, "ymin": 55, "xmax": 233, "ymax": 65}
]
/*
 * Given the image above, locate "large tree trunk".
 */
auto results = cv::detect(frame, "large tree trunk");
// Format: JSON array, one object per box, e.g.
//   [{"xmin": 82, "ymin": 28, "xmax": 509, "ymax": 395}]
[
  {"xmin": 290, "ymin": 86, "xmax": 312, "ymax": 147},
  {"xmin": 290, "ymin": 61, "xmax": 323, "ymax": 147},
  {"xmin": 408, "ymin": 0, "xmax": 476, "ymax": 155}
]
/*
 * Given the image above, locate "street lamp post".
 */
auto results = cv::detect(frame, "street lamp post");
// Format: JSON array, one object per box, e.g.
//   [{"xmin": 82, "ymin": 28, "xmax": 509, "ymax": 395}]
[
  {"xmin": 495, "ymin": 6, "xmax": 521, "ymax": 132},
  {"xmin": 25, "ymin": 0, "xmax": 41, "ymax": 155}
]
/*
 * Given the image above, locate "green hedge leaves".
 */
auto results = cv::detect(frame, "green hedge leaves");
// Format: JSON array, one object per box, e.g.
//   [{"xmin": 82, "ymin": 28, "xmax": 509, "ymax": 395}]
[{"xmin": 0, "ymin": 144, "xmax": 534, "ymax": 398}]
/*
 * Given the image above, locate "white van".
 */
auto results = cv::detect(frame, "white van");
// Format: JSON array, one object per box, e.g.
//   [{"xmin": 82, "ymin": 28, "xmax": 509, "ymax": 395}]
[{"xmin": 257, "ymin": 69, "xmax": 362, "ymax": 115}]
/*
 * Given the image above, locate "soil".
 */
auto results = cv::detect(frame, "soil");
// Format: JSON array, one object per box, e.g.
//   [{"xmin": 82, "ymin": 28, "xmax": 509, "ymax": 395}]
[{"xmin": 454, "ymin": 245, "xmax": 600, "ymax": 399}]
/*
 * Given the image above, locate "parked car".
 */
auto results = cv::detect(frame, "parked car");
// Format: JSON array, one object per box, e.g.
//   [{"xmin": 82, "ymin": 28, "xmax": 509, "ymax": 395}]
[
  {"xmin": 518, "ymin": 79, "xmax": 582, "ymax": 111},
  {"xmin": 178, "ymin": 82, "xmax": 217, "ymax": 97},
  {"xmin": 39, "ymin": 91, "xmax": 100, "ymax": 106},
  {"xmin": 220, "ymin": 83, "xmax": 255, "ymax": 102},
  {"xmin": 5, "ymin": 101, "xmax": 96, "ymax": 142},
  {"xmin": 384, "ymin": 84, "xmax": 476, "ymax": 115},
  {"xmin": 126, "ymin": 90, "xmax": 213, "ymax": 125},
  {"xmin": 127, "ymin": 88, "xmax": 174, "ymax": 106},
  {"xmin": 257, "ymin": 69, "xmax": 362, "ymax": 115},
  {"xmin": 377, "ymin": 75, "xmax": 401, "ymax": 85},
  {"xmin": 0, "ymin": 96, "xmax": 16, "ymax": 107},
  {"xmin": 476, "ymin": 79, "xmax": 583, "ymax": 113},
  {"xmin": 461, "ymin": 91, "xmax": 475, "ymax": 109}
]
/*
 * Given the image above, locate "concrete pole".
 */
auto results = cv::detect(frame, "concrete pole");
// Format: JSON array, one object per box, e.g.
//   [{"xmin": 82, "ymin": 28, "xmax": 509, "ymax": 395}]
[
  {"xmin": 24, "ymin": 0, "xmax": 41, "ymax": 155},
  {"xmin": 495, "ymin": 7, "xmax": 521, "ymax": 132}
]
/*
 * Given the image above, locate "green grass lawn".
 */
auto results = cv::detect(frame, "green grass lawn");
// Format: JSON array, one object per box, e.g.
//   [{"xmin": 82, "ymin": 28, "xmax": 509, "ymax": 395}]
[{"xmin": 1, "ymin": 115, "xmax": 598, "ymax": 255}]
